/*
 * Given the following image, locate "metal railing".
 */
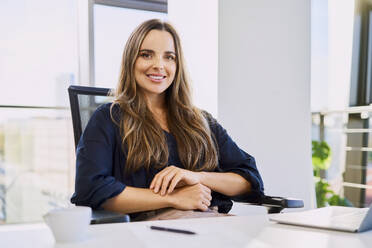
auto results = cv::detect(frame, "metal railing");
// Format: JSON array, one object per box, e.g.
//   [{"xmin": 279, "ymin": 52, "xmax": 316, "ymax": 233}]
[{"xmin": 312, "ymin": 105, "xmax": 372, "ymax": 207}]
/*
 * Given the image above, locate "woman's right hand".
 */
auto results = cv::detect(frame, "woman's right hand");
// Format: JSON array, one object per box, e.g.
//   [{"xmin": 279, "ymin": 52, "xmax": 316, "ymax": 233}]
[{"xmin": 167, "ymin": 183, "xmax": 212, "ymax": 211}]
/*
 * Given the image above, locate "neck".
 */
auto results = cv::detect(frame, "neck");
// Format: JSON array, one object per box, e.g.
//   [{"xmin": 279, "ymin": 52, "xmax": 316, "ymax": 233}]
[
  {"xmin": 144, "ymin": 92, "xmax": 169, "ymax": 132},
  {"xmin": 145, "ymin": 92, "xmax": 167, "ymax": 113}
]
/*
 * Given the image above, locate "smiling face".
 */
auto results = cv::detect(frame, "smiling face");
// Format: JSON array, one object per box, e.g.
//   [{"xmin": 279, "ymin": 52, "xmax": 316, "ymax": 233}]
[{"xmin": 134, "ymin": 29, "xmax": 177, "ymax": 99}]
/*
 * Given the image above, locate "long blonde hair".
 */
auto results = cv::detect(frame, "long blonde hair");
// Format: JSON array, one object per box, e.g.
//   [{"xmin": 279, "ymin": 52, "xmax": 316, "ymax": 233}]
[{"xmin": 111, "ymin": 19, "xmax": 218, "ymax": 174}]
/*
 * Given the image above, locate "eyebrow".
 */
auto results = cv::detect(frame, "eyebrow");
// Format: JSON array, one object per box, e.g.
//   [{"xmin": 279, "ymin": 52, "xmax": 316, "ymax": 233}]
[{"xmin": 139, "ymin": 49, "xmax": 176, "ymax": 55}]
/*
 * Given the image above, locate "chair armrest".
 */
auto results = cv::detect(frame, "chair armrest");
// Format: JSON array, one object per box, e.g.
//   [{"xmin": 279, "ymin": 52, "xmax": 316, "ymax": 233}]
[
  {"xmin": 260, "ymin": 195, "xmax": 304, "ymax": 208},
  {"xmin": 236, "ymin": 195, "xmax": 304, "ymax": 214},
  {"xmin": 91, "ymin": 210, "xmax": 130, "ymax": 224}
]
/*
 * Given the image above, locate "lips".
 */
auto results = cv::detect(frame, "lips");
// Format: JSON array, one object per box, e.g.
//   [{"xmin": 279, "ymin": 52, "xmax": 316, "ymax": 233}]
[{"xmin": 147, "ymin": 74, "xmax": 166, "ymax": 82}]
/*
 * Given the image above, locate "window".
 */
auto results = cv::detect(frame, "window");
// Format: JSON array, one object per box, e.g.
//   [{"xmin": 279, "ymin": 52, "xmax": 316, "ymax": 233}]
[
  {"xmin": 0, "ymin": 1, "xmax": 78, "ymax": 224},
  {"xmin": 0, "ymin": 0, "xmax": 78, "ymax": 107},
  {"xmin": 310, "ymin": 0, "xmax": 372, "ymax": 208},
  {"xmin": 0, "ymin": 0, "xmax": 167, "ymax": 224}
]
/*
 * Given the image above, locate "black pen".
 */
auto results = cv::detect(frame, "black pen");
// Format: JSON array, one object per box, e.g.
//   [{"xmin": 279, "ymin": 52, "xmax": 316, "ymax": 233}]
[{"xmin": 149, "ymin": 225, "xmax": 196, "ymax": 235}]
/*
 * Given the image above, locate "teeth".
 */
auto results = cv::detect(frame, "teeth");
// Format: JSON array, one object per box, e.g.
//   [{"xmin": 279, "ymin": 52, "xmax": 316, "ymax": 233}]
[{"xmin": 149, "ymin": 75, "xmax": 164, "ymax": 80}]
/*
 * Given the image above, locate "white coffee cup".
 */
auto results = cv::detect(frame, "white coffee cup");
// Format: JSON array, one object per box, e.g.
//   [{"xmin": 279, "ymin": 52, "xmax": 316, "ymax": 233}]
[{"xmin": 43, "ymin": 206, "xmax": 92, "ymax": 243}]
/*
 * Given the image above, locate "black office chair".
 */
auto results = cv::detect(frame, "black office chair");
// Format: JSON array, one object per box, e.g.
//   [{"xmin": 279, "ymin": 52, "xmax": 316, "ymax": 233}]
[
  {"xmin": 68, "ymin": 85, "xmax": 130, "ymax": 224},
  {"xmin": 68, "ymin": 85, "xmax": 304, "ymax": 223}
]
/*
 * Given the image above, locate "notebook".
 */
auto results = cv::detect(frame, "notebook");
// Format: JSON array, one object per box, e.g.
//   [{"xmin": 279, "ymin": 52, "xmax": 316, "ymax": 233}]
[{"xmin": 269, "ymin": 205, "xmax": 372, "ymax": 233}]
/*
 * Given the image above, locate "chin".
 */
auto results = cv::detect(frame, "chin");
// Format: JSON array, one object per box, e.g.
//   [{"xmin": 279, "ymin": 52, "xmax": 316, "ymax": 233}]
[
  {"xmin": 143, "ymin": 83, "xmax": 171, "ymax": 94},
  {"xmin": 143, "ymin": 86, "xmax": 169, "ymax": 96}
]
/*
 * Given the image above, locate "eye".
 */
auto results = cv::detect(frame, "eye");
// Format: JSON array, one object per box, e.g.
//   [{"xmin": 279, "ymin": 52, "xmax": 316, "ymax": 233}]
[
  {"xmin": 165, "ymin": 54, "xmax": 176, "ymax": 61},
  {"xmin": 139, "ymin": 52, "xmax": 151, "ymax": 59}
]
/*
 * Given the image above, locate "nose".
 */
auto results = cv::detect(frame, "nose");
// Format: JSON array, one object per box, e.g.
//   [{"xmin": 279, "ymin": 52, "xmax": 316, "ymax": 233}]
[{"xmin": 152, "ymin": 55, "xmax": 165, "ymax": 70}]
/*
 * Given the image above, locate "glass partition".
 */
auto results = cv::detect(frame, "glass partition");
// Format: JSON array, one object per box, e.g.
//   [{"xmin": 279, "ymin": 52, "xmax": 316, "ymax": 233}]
[{"xmin": 0, "ymin": 107, "xmax": 74, "ymax": 224}]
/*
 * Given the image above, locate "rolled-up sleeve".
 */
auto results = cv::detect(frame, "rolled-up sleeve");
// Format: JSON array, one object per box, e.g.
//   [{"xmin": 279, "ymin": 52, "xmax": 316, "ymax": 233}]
[
  {"xmin": 71, "ymin": 104, "xmax": 126, "ymax": 209},
  {"xmin": 210, "ymin": 118, "xmax": 265, "ymax": 200}
]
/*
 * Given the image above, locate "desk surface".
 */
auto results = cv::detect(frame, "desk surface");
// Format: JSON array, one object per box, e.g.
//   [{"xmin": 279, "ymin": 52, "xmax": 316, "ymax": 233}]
[{"xmin": 0, "ymin": 214, "xmax": 371, "ymax": 248}]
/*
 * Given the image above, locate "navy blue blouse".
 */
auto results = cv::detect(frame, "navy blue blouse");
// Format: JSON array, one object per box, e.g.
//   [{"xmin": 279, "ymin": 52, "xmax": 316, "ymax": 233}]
[{"xmin": 71, "ymin": 103, "xmax": 264, "ymax": 215}]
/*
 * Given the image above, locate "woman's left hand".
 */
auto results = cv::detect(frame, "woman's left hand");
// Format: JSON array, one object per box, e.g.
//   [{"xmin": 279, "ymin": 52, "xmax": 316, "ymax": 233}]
[{"xmin": 150, "ymin": 165, "xmax": 202, "ymax": 196}]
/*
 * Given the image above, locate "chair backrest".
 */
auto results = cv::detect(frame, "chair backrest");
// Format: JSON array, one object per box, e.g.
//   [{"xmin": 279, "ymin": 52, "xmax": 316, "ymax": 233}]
[
  {"xmin": 68, "ymin": 85, "xmax": 130, "ymax": 224},
  {"xmin": 68, "ymin": 85, "xmax": 113, "ymax": 149}
]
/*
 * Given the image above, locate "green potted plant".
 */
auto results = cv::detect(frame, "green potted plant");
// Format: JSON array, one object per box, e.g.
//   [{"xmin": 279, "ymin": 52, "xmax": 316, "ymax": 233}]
[{"xmin": 312, "ymin": 140, "xmax": 352, "ymax": 207}]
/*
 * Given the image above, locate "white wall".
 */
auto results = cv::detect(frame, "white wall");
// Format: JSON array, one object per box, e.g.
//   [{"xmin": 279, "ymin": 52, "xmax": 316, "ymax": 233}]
[
  {"xmin": 218, "ymin": 0, "xmax": 315, "ymax": 209},
  {"xmin": 327, "ymin": 0, "xmax": 355, "ymax": 110},
  {"xmin": 311, "ymin": 0, "xmax": 329, "ymax": 112},
  {"xmin": 167, "ymin": 0, "xmax": 218, "ymax": 117},
  {"xmin": 311, "ymin": 0, "xmax": 355, "ymax": 112}
]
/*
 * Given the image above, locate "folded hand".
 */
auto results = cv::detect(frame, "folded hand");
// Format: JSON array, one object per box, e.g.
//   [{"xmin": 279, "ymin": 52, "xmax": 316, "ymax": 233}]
[{"xmin": 150, "ymin": 165, "xmax": 202, "ymax": 196}]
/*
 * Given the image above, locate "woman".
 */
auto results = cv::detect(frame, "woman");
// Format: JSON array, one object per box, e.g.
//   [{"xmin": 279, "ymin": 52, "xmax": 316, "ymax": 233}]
[{"xmin": 71, "ymin": 19, "xmax": 264, "ymax": 220}]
